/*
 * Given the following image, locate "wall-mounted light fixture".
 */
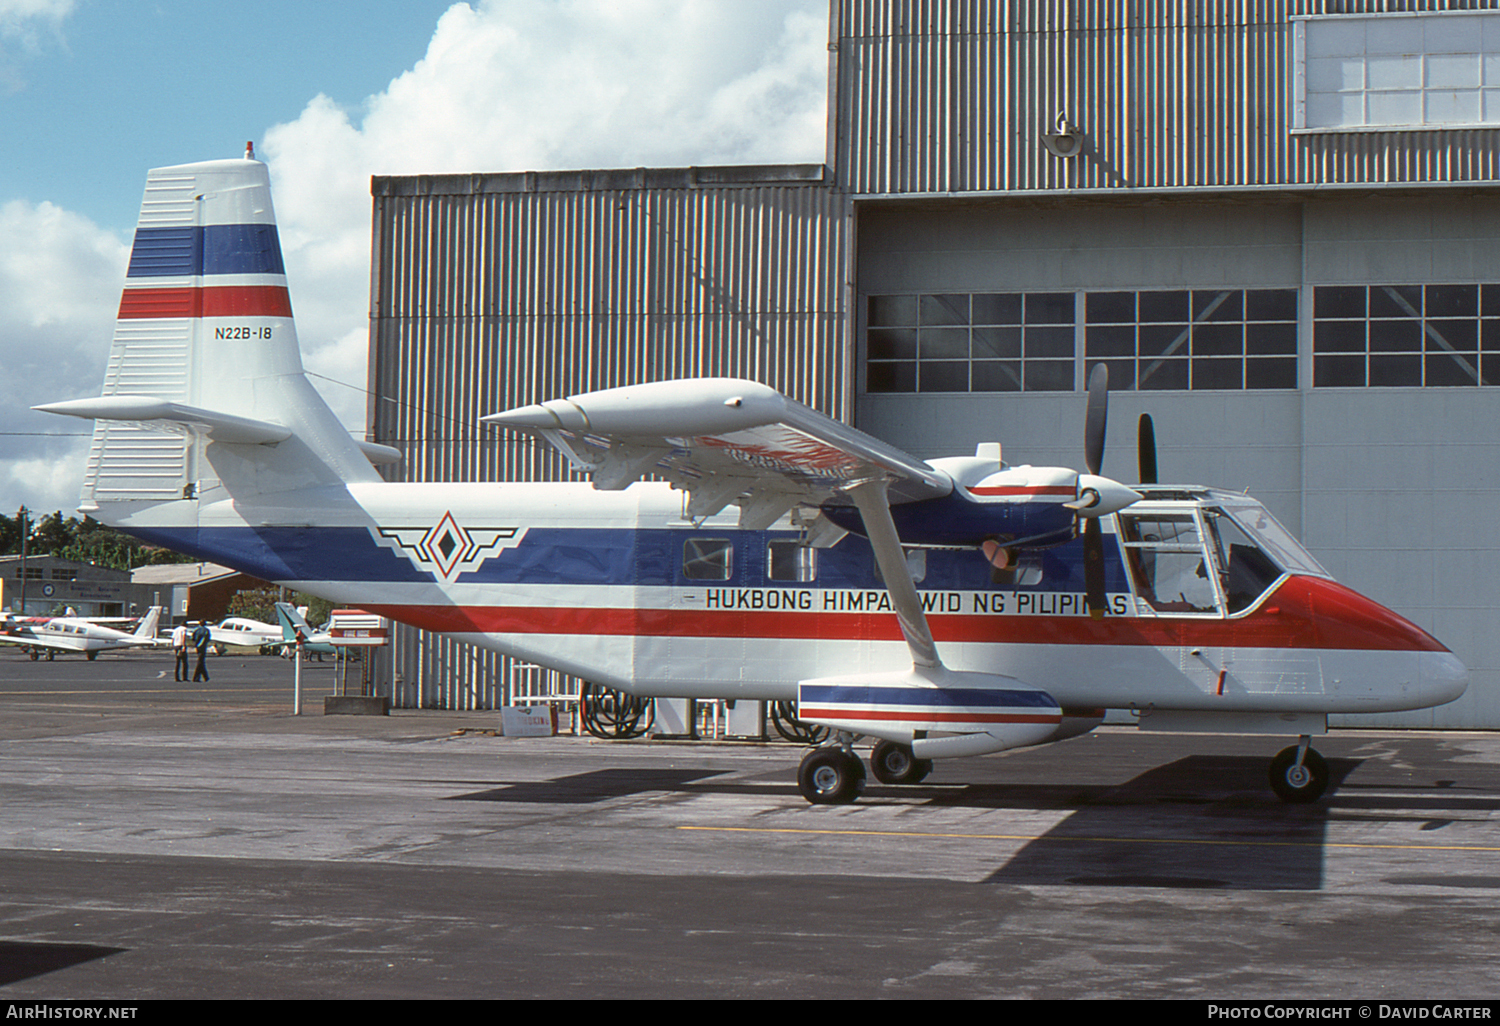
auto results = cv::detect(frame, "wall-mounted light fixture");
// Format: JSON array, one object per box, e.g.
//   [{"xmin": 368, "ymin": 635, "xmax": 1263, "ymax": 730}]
[{"xmin": 1042, "ymin": 111, "xmax": 1084, "ymax": 158}]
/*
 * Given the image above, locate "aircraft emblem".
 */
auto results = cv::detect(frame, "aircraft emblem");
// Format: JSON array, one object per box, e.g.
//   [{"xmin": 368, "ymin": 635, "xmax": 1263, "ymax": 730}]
[{"xmin": 371, "ymin": 513, "xmax": 525, "ymax": 583}]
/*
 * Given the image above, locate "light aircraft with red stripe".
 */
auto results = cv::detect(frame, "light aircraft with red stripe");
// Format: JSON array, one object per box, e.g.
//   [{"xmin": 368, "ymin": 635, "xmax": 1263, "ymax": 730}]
[
  {"xmin": 37, "ymin": 150, "xmax": 1467, "ymax": 803},
  {"xmin": 0, "ymin": 607, "xmax": 163, "ymax": 660}
]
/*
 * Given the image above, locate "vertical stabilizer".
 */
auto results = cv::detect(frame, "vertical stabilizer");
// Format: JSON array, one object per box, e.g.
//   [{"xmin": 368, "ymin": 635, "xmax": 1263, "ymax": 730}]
[
  {"xmin": 133, "ymin": 606, "xmax": 162, "ymax": 641},
  {"xmin": 41, "ymin": 155, "xmax": 379, "ymax": 514}
]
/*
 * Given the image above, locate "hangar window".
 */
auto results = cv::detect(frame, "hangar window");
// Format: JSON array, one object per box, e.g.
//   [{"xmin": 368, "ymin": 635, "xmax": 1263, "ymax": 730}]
[
  {"xmin": 1085, "ymin": 289, "xmax": 1298, "ymax": 391},
  {"xmin": 1294, "ymin": 13, "xmax": 1500, "ymax": 132},
  {"xmin": 1312, "ymin": 283, "xmax": 1499, "ymax": 386},
  {"xmin": 866, "ymin": 291, "xmax": 1074, "ymax": 393},
  {"xmin": 867, "ymin": 288, "xmax": 1298, "ymax": 393}
]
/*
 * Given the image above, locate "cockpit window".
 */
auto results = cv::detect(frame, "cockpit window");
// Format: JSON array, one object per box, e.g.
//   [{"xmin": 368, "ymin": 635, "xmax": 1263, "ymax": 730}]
[
  {"xmin": 1204, "ymin": 510, "xmax": 1284, "ymax": 613},
  {"xmin": 1117, "ymin": 512, "xmax": 1220, "ymax": 615},
  {"xmin": 1217, "ymin": 502, "xmax": 1330, "ymax": 578}
]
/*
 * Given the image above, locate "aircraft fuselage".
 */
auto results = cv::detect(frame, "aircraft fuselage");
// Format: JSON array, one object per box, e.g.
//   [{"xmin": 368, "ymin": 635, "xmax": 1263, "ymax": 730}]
[{"xmin": 105, "ymin": 480, "xmax": 1466, "ymax": 718}]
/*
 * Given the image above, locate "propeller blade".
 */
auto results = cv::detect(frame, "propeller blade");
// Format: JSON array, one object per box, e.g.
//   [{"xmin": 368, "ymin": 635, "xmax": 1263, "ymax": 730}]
[
  {"xmin": 1083, "ymin": 516, "xmax": 1107, "ymax": 620},
  {"xmin": 1138, "ymin": 413, "xmax": 1158, "ymax": 486},
  {"xmin": 1084, "ymin": 363, "xmax": 1108, "ymax": 477}
]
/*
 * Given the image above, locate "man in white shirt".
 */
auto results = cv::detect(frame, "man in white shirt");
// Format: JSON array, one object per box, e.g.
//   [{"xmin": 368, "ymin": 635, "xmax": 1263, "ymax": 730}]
[{"xmin": 171, "ymin": 622, "xmax": 189, "ymax": 681}]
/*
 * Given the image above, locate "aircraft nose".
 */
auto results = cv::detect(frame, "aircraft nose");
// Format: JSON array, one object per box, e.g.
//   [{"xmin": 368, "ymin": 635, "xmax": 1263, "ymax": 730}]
[{"xmin": 1420, "ymin": 650, "xmax": 1469, "ymax": 707}]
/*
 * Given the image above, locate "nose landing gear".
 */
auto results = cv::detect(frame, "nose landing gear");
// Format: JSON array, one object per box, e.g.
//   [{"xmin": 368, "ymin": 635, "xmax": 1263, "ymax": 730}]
[{"xmin": 1269, "ymin": 736, "xmax": 1329, "ymax": 803}]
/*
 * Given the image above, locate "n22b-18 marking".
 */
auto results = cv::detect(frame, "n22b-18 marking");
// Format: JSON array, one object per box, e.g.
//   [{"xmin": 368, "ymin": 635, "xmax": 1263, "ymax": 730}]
[{"xmin": 37, "ymin": 151, "xmax": 1467, "ymax": 803}]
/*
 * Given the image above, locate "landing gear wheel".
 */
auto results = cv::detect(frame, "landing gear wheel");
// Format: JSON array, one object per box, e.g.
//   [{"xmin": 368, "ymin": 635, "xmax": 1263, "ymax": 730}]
[
  {"xmin": 1268, "ymin": 745, "xmax": 1329, "ymax": 803},
  {"xmin": 797, "ymin": 747, "xmax": 866, "ymax": 805},
  {"xmin": 869, "ymin": 739, "xmax": 933, "ymax": 785},
  {"xmin": 86, "ymin": 651, "xmax": 97, "ymax": 661}
]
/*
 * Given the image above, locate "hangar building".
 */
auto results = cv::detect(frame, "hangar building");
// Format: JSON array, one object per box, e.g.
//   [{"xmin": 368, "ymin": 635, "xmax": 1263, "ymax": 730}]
[{"xmin": 367, "ymin": 0, "xmax": 1500, "ymax": 727}]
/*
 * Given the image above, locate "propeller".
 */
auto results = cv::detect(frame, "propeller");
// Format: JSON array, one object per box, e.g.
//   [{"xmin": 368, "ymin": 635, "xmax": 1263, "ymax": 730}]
[
  {"xmin": 1082, "ymin": 364, "xmax": 1110, "ymax": 620},
  {"xmin": 1138, "ymin": 412, "xmax": 1158, "ymax": 485}
]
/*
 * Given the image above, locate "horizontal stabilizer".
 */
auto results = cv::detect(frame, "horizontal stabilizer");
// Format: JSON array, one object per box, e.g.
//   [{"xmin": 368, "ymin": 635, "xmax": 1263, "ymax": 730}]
[
  {"xmin": 354, "ymin": 439, "xmax": 403, "ymax": 466},
  {"xmin": 35, "ymin": 395, "xmax": 291, "ymax": 445}
]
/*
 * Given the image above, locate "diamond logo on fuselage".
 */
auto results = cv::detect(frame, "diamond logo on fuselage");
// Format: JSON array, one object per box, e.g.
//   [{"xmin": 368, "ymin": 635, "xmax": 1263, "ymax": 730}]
[{"xmin": 371, "ymin": 514, "xmax": 525, "ymax": 583}]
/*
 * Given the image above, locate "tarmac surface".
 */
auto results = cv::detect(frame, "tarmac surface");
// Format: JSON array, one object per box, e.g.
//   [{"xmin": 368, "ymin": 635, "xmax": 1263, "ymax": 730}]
[{"xmin": 1, "ymin": 647, "xmax": 1498, "ymax": 1000}]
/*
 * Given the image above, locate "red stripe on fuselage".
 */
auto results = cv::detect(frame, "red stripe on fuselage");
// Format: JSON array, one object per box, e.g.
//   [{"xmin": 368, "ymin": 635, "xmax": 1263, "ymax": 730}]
[
  {"xmin": 118, "ymin": 286, "xmax": 293, "ymax": 319},
  {"xmin": 359, "ymin": 576, "xmax": 1446, "ymax": 653}
]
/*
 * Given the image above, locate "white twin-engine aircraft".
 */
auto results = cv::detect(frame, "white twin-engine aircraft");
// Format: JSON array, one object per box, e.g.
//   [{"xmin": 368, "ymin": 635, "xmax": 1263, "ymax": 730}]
[{"xmin": 38, "ymin": 153, "xmax": 1468, "ymax": 804}]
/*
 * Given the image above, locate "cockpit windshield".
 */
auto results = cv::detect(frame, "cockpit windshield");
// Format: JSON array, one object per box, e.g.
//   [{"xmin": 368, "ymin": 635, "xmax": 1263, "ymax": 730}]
[
  {"xmin": 1202, "ymin": 509, "xmax": 1283, "ymax": 613},
  {"xmin": 1215, "ymin": 501, "xmax": 1330, "ymax": 579},
  {"xmin": 1117, "ymin": 497, "xmax": 1324, "ymax": 617}
]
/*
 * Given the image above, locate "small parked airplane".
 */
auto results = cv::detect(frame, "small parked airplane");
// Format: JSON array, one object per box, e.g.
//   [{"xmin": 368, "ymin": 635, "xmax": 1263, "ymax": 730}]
[
  {"xmin": 0, "ymin": 607, "xmax": 163, "ymax": 660},
  {"xmin": 36, "ymin": 151, "xmax": 1468, "ymax": 802},
  {"xmin": 206, "ymin": 616, "xmax": 285, "ymax": 653}
]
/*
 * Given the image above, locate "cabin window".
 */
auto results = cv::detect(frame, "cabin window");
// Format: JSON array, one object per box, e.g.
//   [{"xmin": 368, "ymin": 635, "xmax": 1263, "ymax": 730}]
[
  {"xmin": 1117, "ymin": 512, "xmax": 1220, "ymax": 615},
  {"xmin": 767, "ymin": 540, "xmax": 815, "ymax": 582},
  {"xmin": 683, "ymin": 538, "xmax": 733, "ymax": 581}
]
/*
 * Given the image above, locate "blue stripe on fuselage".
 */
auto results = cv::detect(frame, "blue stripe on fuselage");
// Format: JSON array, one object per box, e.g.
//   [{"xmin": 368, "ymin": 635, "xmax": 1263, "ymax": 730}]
[{"xmin": 118, "ymin": 524, "xmax": 1128, "ymax": 593}]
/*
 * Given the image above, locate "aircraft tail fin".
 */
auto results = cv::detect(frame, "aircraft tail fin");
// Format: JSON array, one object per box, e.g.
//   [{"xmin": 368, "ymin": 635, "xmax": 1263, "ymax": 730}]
[
  {"xmin": 133, "ymin": 606, "xmax": 162, "ymax": 640},
  {"xmin": 274, "ymin": 601, "xmax": 309, "ymax": 641},
  {"xmin": 34, "ymin": 152, "xmax": 391, "ymax": 516}
]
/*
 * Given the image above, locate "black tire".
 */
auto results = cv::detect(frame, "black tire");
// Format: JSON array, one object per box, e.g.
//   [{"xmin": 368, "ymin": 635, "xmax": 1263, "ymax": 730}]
[
  {"xmin": 1268, "ymin": 745, "xmax": 1329, "ymax": 803},
  {"xmin": 86, "ymin": 651, "xmax": 98, "ymax": 661},
  {"xmin": 869, "ymin": 739, "xmax": 933, "ymax": 785},
  {"xmin": 797, "ymin": 748, "xmax": 866, "ymax": 805}
]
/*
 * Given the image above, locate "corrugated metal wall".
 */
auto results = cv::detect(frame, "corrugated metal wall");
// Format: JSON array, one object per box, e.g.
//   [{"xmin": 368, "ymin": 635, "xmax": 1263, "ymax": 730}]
[
  {"xmin": 833, "ymin": 0, "xmax": 1500, "ymax": 195},
  {"xmin": 367, "ymin": 167, "xmax": 851, "ymax": 707}
]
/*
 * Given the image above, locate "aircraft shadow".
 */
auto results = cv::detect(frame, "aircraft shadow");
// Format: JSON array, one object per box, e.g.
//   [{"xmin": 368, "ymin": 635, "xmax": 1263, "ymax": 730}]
[
  {"xmin": 981, "ymin": 755, "xmax": 1360, "ymax": 890},
  {"xmin": 0, "ymin": 940, "xmax": 126, "ymax": 985},
  {"xmin": 449, "ymin": 767, "xmax": 731, "ymax": 804}
]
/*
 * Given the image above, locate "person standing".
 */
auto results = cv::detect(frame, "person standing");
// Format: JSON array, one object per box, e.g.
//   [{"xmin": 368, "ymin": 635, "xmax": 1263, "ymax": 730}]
[
  {"xmin": 171, "ymin": 621, "xmax": 189, "ymax": 681},
  {"xmin": 191, "ymin": 621, "xmax": 212, "ymax": 682}
]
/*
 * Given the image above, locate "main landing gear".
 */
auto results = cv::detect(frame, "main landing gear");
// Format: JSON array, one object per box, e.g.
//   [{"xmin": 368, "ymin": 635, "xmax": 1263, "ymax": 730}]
[
  {"xmin": 1268, "ymin": 736, "xmax": 1330, "ymax": 803},
  {"xmin": 797, "ymin": 745, "xmax": 865, "ymax": 804},
  {"xmin": 796, "ymin": 739, "xmax": 935, "ymax": 804}
]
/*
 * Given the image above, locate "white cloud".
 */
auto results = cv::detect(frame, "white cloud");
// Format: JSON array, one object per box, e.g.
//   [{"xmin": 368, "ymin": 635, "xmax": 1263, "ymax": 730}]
[
  {"xmin": 0, "ymin": 0, "xmax": 73, "ymax": 90},
  {"xmin": 0, "ymin": 198, "xmax": 126, "ymax": 517},
  {"xmin": 263, "ymin": 0, "xmax": 827, "ymax": 426}
]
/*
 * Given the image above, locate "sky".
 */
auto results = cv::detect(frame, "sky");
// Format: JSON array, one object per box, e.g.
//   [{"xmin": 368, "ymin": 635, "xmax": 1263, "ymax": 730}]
[{"xmin": 0, "ymin": 0, "xmax": 829, "ymax": 521}]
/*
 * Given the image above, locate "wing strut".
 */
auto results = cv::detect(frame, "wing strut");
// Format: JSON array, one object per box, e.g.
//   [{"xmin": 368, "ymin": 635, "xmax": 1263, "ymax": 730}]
[{"xmin": 846, "ymin": 478, "xmax": 941, "ymax": 670}]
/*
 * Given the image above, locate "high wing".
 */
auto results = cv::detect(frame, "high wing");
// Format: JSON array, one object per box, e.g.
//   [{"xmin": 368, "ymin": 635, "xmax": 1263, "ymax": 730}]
[
  {"xmin": 482, "ymin": 378, "xmax": 953, "ymax": 532},
  {"xmin": 485, "ymin": 377, "xmax": 954, "ymax": 668}
]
